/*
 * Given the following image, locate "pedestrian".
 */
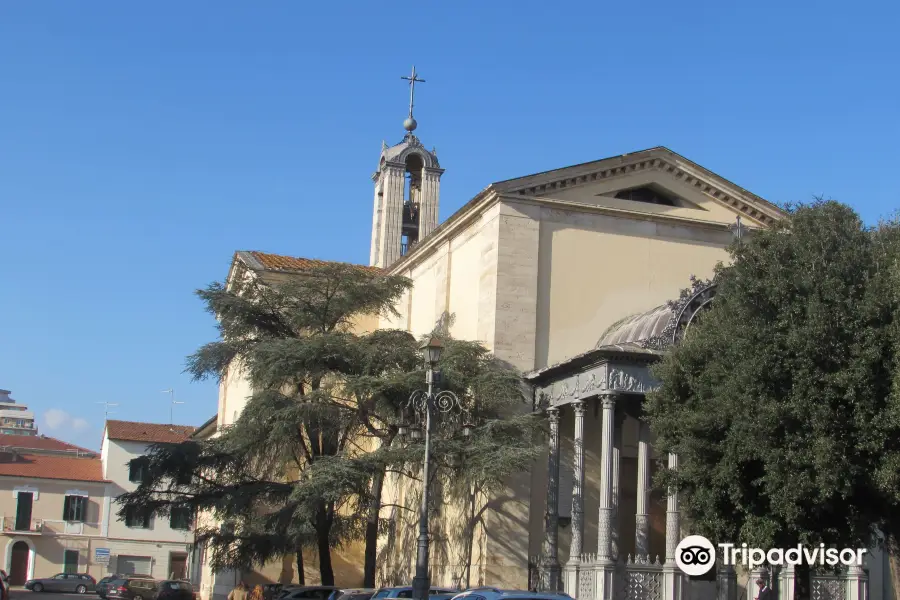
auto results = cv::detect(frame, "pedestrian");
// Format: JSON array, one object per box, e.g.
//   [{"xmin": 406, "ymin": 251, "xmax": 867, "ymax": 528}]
[
  {"xmin": 755, "ymin": 578, "xmax": 773, "ymax": 600},
  {"xmin": 250, "ymin": 585, "xmax": 265, "ymax": 600},
  {"xmin": 228, "ymin": 582, "xmax": 249, "ymax": 600}
]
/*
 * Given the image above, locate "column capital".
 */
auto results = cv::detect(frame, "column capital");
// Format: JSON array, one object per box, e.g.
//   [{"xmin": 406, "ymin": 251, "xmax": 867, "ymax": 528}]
[
  {"xmin": 546, "ymin": 406, "xmax": 561, "ymax": 422},
  {"xmin": 600, "ymin": 393, "xmax": 616, "ymax": 409},
  {"xmin": 572, "ymin": 400, "xmax": 586, "ymax": 416}
]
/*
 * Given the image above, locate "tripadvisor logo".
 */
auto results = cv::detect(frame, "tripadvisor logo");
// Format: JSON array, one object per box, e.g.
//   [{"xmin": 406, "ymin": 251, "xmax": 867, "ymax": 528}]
[{"xmin": 675, "ymin": 536, "xmax": 868, "ymax": 576}]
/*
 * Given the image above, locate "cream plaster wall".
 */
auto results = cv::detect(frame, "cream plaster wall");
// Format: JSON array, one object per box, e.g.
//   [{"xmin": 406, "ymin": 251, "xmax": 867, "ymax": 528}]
[
  {"xmin": 535, "ymin": 209, "xmax": 733, "ymax": 367},
  {"xmin": 0, "ymin": 477, "xmax": 143, "ymax": 582},
  {"xmin": 0, "ymin": 478, "xmax": 105, "ymax": 529}
]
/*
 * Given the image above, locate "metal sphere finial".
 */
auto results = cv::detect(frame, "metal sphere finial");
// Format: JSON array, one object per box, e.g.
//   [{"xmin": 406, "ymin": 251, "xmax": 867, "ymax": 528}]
[{"xmin": 403, "ymin": 117, "xmax": 418, "ymax": 132}]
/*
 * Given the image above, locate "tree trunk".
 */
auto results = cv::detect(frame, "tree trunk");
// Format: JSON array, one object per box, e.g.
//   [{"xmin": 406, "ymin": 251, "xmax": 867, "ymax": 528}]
[
  {"xmin": 890, "ymin": 551, "xmax": 900, "ymax": 600},
  {"xmin": 316, "ymin": 506, "xmax": 335, "ymax": 585},
  {"xmin": 363, "ymin": 466, "xmax": 387, "ymax": 587},
  {"xmin": 296, "ymin": 546, "xmax": 305, "ymax": 585}
]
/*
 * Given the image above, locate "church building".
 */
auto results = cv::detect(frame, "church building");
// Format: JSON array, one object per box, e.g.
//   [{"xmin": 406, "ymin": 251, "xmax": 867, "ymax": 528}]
[{"xmin": 208, "ymin": 70, "xmax": 893, "ymax": 600}]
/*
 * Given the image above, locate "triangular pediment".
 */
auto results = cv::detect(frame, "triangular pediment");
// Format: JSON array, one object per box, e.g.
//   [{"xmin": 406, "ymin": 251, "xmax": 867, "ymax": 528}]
[{"xmin": 491, "ymin": 146, "xmax": 784, "ymax": 227}]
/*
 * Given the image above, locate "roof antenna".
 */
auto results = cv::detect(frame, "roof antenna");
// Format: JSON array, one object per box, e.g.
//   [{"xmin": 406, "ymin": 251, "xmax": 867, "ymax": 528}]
[
  {"xmin": 96, "ymin": 401, "xmax": 118, "ymax": 420},
  {"xmin": 162, "ymin": 389, "xmax": 183, "ymax": 425}
]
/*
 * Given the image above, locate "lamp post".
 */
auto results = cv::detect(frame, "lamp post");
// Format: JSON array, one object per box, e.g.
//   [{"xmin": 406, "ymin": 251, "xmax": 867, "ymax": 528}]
[{"xmin": 401, "ymin": 337, "xmax": 471, "ymax": 600}]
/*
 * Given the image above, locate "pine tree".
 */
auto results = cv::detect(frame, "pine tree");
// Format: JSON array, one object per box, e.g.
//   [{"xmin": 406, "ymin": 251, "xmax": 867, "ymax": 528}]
[{"xmin": 117, "ymin": 262, "xmax": 544, "ymax": 587}]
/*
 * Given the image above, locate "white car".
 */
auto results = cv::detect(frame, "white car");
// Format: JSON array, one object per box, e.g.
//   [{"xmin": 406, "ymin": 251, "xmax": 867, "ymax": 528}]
[{"xmin": 450, "ymin": 589, "xmax": 572, "ymax": 600}]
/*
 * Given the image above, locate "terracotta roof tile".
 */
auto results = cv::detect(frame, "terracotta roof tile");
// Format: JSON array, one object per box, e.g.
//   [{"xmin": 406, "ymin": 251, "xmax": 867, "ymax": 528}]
[
  {"xmin": 0, "ymin": 433, "xmax": 95, "ymax": 455},
  {"xmin": 245, "ymin": 251, "xmax": 383, "ymax": 274},
  {"xmin": 105, "ymin": 420, "xmax": 195, "ymax": 444},
  {"xmin": 0, "ymin": 453, "xmax": 106, "ymax": 483}
]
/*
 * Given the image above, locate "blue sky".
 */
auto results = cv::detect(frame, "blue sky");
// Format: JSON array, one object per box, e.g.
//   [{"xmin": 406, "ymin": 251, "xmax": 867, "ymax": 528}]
[{"xmin": 1, "ymin": 1, "xmax": 897, "ymax": 450}]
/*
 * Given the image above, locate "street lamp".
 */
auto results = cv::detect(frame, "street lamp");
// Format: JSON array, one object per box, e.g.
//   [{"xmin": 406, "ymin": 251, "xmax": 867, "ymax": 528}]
[{"xmin": 400, "ymin": 337, "xmax": 470, "ymax": 600}]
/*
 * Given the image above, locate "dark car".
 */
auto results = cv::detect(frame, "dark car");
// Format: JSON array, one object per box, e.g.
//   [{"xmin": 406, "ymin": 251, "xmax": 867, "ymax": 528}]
[
  {"xmin": 263, "ymin": 584, "xmax": 283, "ymax": 600},
  {"xmin": 106, "ymin": 578, "xmax": 158, "ymax": 600},
  {"xmin": 97, "ymin": 576, "xmax": 127, "ymax": 599},
  {"xmin": 154, "ymin": 580, "xmax": 194, "ymax": 600},
  {"xmin": 26, "ymin": 573, "xmax": 97, "ymax": 594}
]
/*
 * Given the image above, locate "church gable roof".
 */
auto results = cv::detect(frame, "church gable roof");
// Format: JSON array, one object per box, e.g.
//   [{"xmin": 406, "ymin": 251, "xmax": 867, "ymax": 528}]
[{"xmin": 491, "ymin": 146, "xmax": 784, "ymax": 227}]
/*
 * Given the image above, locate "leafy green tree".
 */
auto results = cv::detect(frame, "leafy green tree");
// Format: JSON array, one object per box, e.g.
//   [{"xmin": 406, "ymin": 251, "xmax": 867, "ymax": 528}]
[{"xmin": 645, "ymin": 201, "xmax": 900, "ymax": 586}]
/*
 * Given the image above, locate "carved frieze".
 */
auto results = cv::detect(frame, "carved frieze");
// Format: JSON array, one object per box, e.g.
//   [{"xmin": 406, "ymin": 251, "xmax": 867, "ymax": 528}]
[
  {"xmin": 538, "ymin": 363, "xmax": 607, "ymax": 405},
  {"xmin": 537, "ymin": 362, "xmax": 660, "ymax": 405},
  {"xmin": 608, "ymin": 365, "xmax": 658, "ymax": 393}
]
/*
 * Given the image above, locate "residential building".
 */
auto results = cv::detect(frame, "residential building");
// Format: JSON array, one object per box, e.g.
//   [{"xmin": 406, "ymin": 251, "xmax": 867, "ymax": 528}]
[
  {"xmin": 0, "ymin": 390, "xmax": 38, "ymax": 436},
  {"xmin": 0, "ymin": 435, "xmax": 107, "ymax": 584},
  {"xmin": 101, "ymin": 420, "xmax": 196, "ymax": 581},
  {"xmin": 0, "ymin": 420, "xmax": 202, "ymax": 584}
]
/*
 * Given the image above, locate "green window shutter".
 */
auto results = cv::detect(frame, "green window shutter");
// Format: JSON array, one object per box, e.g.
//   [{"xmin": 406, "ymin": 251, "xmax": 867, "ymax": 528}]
[{"xmin": 63, "ymin": 496, "xmax": 71, "ymax": 520}]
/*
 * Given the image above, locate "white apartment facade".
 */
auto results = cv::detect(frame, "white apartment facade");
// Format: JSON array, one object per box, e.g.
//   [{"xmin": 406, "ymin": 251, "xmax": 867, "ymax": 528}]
[{"xmin": 101, "ymin": 420, "xmax": 196, "ymax": 580}]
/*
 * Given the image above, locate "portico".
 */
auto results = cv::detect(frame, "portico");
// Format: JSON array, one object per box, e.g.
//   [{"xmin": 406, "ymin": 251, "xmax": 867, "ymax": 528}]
[{"xmin": 525, "ymin": 277, "xmax": 726, "ymax": 600}]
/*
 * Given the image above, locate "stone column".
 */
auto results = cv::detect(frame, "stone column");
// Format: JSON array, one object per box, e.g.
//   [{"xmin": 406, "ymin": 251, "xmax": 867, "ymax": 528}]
[
  {"xmin": 635, "ymin": 420, "xmax": 651, "ymax": 558},
  {"xmin": 377, "ymin": 165, "xmax": 404, "ymax": 267},
  {"xmin": 846, "ymin": 564, "xmax": 867, "ymax": 600},
  {"xmin": 717, "ymin": 562, "xmax": 737, "ymax": 600},
  {"xmin": 542, "ymin": 407, "xmax": 561, "ymax": 591},
  {"xmin": 597, "ymin": 395, "xmax": 616, "ymax": 562},
  {"xmin": 610, "ymin": 410, "xmax": 625, "ymax": 561},
  {"xmin": 570, "ymin": 401, "xmax": 587, "ymax": 559},
  {"xmin": 779, "ymin": 564, "xmax": 796, "ymax": 600},
  {"xmin": 594, "ymin": 394, "xmax": 617, "ymax": 600},
  {"xmin": 663, "ymin": 453, "xmax": 683, "ymax": 600},
  {"xmin": 563, "ymin": 401, "xmax": 586, "ymax": 597}
]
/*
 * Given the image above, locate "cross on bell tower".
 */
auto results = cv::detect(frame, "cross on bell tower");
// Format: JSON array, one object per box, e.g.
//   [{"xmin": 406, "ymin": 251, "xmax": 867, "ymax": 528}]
[{"xmin": 369, "ymin": 66, "xmax": 444, "ymax": 268}]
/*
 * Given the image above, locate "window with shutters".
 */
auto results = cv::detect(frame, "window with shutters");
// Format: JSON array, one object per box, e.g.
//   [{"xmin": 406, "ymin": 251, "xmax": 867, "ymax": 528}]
[
  {"xmin": 170, "ymin": 506, "xmax": 192, "ymax": 530},
  {"xmin": 63, "ymin": 495, "xmax": 87, "ymax": 522},
  {"xmin": 128, "ymin": 457, "xmax": 150, "ymax": 483},
  {"xmin": 124, "ymin": 506, "xmax": 151, "ymax": 528}
]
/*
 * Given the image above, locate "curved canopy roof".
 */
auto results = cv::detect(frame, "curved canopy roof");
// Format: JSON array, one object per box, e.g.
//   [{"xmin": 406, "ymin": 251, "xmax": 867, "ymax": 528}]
[{"xmin": 595, "ymin": 303, "xmax": 672, "ymax": 348}]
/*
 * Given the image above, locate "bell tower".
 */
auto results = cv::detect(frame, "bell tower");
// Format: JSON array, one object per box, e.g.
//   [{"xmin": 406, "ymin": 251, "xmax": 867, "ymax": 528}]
[{"xmin": 370, "ymin": 66, "xmax": 443, "ymax": 268}]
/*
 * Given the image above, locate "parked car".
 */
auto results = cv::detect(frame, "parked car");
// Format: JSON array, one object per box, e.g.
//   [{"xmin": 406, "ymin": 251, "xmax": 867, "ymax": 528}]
[
  {"xmin": 263, "ymin": 584, "xmax": 284, "ymax": 600},
  {"xmin": 106, "ymin": 577, "xmax": 158, "ymax": 600},
  {"xmin": 371, "ymin": 588, "xmax": 456, "ymax": 599},
  {"xmin": 449, "ymin": 588, "xmax": 572, "ymax": 600},
  {"xmin": 279, "ymin": 587, "xmax": 339, "ymax": 600},
  {"xmin": 1, "ymin": 570, "xmax": 9, "ymax": 600},
  {"xmin": 26, "ymin": 573, "xmax": 97, "ymax": 594},
  {"xmin": 328, "ymin": 589, "xmax": 374, "ymax": 600},
  {"xmin": 97, "ymin": 575, "xmax": 127, "ymax": 599},
  {"xmin": 154, "ymin": 580, "xmax": 194, "ymax": 600}
]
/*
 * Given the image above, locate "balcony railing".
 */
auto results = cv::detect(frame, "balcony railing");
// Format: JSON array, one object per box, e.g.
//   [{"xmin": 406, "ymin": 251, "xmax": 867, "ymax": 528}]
[
  {"xmin": 1, "ymin": 516, "xmax": 42, "ymax": 533},
  {"xmin": 0, "ymin": 516, "xmax": 101, "ymax": 536},
  {"xmin": 41, "ymin": 519, "xmax": 102, "ymax": 536}
]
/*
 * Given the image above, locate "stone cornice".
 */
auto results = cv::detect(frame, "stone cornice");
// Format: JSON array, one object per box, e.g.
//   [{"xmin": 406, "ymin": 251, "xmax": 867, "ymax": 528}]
[
  {"xmin": 498, "ymin": 193, "xmax": 759, "ymax": 233},
  {"xmin": 496, "ymin": 148, "xmax": 784, "ymax": 227}
]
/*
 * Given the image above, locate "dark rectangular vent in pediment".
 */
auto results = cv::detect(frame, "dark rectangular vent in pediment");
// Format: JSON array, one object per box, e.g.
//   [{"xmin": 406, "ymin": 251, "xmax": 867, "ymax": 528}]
[{"xmin": 613, "ymin": 186, "xmax": 679, "ymax": 206}]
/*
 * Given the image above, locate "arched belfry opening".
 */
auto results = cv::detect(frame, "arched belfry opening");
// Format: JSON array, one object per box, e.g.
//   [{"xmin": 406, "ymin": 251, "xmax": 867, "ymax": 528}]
[
  {"xmin": 402, "ymin": 153, "xmax": 425, "ymax": 255},
  {"xmin": 369, "ymin": 66, "xmax": 444, "ymax": 268}
]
